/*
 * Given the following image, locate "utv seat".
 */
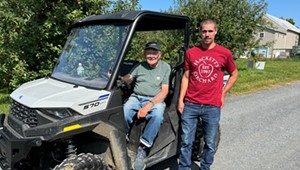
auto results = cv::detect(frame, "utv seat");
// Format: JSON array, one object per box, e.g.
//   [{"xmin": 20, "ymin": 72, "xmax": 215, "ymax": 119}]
[
  {"xmin": 119, "ymin": 60, "xmax": 139, "ymax": 76},
  {"xmin": 119, "ymin": 60, "xmax": 139, "ymax": 101}
]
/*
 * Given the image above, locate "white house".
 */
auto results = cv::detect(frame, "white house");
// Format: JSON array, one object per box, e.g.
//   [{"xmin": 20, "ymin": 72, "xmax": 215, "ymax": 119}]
[{"xmin": 255, "ymin": 14, "xmax": 300, "ymax": 58}]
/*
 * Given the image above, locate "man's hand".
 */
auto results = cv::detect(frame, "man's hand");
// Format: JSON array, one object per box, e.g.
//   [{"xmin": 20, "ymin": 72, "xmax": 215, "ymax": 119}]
[
  {"xmin": 121, "ymin": 74, "xmax": 133, "ymax": 84},
  {"xmin": 177, "ymin": 100, "xmax": 184, "ymax": 114},
  {"xmin": 137, "ymin": 102, "xmax": 152, "ymax": 119},
  {"xmin": 221, "ymin": 95, "xmax": 225, "ymax": 108},
  {"xmin": 178, "ymin": 70, "xmax": 189, "ymax": 114}
]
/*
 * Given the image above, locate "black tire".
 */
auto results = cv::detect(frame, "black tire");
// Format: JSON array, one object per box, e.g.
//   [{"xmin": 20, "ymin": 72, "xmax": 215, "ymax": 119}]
[
  {"xmin": 0, "ymin": 154, "xmax": 10, "ymax": 170},
  {"xmin": 53, "ymin": 153, "xmax": 110, "ymax": 170},
  {"xmin": 191, "ymin": 121, "xmax": 221, "ymax": 161}
]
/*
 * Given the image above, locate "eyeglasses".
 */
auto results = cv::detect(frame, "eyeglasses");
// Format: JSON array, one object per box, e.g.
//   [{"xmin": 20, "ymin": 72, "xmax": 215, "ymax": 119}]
[
  {"xmin": 201, "ymin": 30, "xmax": 214, "ymax": 33},
  {"xmin": 145, "ymin": 51, "xmax": 159, "ymax": 55}
]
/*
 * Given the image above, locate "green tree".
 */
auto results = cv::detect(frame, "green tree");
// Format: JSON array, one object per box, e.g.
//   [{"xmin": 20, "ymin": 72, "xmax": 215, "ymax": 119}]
[
  {"xmin": 0, "ymin": 0, "xmax": 270, "ymax": 91},
  {"xmin": 286, "ymin": 18, "xmax": 295, "ymax": 25},
  {"xmin": 173, "ymin": 0, "xmax": 268, "ymax": 58},
  {"xmin": 0, "ymin": 0, "xmax": 139, "ymax": 91}
]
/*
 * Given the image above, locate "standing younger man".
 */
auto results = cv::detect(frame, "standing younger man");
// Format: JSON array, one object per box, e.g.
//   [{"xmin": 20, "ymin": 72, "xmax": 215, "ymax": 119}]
[{"xmin": 178, "ymin": 19, "xmax": 238, "ymax": 170}]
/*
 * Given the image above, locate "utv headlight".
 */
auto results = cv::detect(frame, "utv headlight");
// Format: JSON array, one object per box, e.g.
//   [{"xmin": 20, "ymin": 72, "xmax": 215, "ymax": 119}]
[{"xmin": 42, "ymin": 108, "xmax": 75, "ymax": 119}]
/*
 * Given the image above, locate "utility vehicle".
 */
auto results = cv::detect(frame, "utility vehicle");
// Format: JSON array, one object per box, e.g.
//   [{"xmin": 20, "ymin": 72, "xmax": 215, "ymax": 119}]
[{"xmin": 0, "ymin": 10, "xmax": 219, "ymax": 170}]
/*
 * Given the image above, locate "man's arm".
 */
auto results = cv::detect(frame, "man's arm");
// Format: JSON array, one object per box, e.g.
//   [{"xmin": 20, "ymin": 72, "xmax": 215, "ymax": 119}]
[
  {"xmin": 150, "ymin": 84, "xmax": 169, "ymax": 104},
  {"xmin": 221, "ymin": 68, "xmax": 238, "ymax": 107},
  {"xmin": 177, "ymin": 70, "xmax": 190, "ymax": 114},
  {"xmin": 137, "ymin": 84, "xmax": 169, "ymax": 119}
]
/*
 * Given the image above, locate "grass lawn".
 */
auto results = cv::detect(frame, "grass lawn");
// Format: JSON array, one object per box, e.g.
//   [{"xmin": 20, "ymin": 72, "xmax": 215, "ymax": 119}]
[
  {"xmin": 0, "ymin": 88, "xmax": 10, "ymax": 114},
  {"xmin": 231, "ymin": 58, "xmax": 300, "ymax": 95},
  {"xmin": 0, "ymin": 58, "xmax": 300, "ymax": 114}
]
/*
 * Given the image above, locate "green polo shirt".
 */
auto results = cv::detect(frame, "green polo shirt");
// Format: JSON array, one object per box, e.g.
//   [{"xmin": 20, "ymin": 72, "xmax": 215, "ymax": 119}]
[{"xmin": 129, "ymin": 60, "xmax": 171, "ymax": 97}]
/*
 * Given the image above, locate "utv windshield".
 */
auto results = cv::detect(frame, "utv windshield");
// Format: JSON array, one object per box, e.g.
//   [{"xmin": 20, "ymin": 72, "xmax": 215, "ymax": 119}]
[{"xmin": 52, "ymin": 23, "xmax": 129, "ymax": 89}]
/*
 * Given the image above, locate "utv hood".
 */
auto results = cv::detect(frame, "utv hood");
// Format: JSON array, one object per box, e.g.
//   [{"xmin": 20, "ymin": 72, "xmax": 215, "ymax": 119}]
[{"xmin": 10, "ymin": 78, "xmax": 111, "ymax": 115}]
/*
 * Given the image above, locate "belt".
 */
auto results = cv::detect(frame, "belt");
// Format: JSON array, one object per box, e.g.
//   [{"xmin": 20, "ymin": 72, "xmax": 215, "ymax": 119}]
[
  {"xmin": 184, "ymin": 101, "xmax": 214, "ymax": 107},
  {"xmin": 133, "ymin": 93, "xmax": 154, "ymax": 98}
]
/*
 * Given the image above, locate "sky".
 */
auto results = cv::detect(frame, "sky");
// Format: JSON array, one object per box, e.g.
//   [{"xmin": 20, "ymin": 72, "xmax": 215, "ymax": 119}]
[{"xmin": 139, "ymin": 0, "xmax": 300, "ymax": 27}]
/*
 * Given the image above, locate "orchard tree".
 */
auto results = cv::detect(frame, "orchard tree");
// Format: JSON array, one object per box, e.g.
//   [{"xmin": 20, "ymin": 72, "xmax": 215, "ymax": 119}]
[
  {"xmin": 0, "ymin": 0, "xmax": 139, "ymax": 91},
  {"xmin": 174, "ymin": 0, "xmax": 268, "ymax": 58},
  {"xmin": 286, "ymin": 18, "xmax": 295, "ymax": 25},
  {"xmin": 0, "ymin": 0, "xmax": 32, "ymax": 89}
]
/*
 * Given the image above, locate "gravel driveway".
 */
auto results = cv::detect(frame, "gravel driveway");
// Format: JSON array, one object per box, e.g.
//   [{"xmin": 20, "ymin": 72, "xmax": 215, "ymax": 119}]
[
  {"xmin": 150, "ymin": 81, "xmax": 300, "ymax": 170},
  {"xmin": 211, "ymin": 81, "xmax": 300, "ymax": 170}
]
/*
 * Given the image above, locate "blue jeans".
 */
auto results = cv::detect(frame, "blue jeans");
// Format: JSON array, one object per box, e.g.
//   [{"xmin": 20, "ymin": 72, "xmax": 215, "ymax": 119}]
[
  {"xmin": 178, "ymin": 102, "xmax": 220, "ymax": 170},
  {"xmin": 124, "ymin": 93, "xmax": 165, "ymax": 147}
]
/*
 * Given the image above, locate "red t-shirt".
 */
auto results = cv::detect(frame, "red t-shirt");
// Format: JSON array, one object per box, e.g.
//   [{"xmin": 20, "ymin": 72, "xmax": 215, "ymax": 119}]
[{"xmin": 184, "ymin": 44, "xmax": 236, "ymax": 107}]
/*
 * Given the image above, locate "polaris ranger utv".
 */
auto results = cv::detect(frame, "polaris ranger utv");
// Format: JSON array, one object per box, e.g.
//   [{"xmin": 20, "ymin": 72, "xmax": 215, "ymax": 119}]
[{"xmin": 0, "ymin": 10, "xmax": 218, "ymax": 170}]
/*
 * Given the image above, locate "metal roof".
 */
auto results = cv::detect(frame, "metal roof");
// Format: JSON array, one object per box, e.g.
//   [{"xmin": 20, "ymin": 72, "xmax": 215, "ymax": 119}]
[{"xmin": 265, "ymin": 14, "xmax": 300, "ymax": 34}]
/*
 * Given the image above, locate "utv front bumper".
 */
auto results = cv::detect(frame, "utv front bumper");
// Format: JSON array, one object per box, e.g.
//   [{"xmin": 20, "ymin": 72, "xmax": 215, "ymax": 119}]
[{"xmin": 0, "ymin": 116, "xmax": 42, "ymax": 169}]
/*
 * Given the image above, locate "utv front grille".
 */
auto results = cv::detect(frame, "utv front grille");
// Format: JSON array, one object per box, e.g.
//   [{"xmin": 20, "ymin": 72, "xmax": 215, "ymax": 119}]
[{"xmin": 9, "ymin": 100, "xmax": 38, "ymax": 127}]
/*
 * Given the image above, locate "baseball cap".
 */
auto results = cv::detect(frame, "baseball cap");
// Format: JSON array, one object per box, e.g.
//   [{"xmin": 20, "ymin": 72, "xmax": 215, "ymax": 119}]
[{"xmin": 144, "ymin": 42, "xmax": 160, "ymax": 51}]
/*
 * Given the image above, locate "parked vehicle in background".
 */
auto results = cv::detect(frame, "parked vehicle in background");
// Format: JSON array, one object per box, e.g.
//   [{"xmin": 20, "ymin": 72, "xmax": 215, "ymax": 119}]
[{"xmin": 291, "ymin": 45, "xmax": 300, "ymax": 57}]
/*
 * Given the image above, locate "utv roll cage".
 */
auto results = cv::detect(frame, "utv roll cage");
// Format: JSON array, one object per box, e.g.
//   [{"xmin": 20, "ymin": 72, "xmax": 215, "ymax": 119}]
[{"xmin": 70, "ymin": 10, "xmax": 190, "ymax": 90}]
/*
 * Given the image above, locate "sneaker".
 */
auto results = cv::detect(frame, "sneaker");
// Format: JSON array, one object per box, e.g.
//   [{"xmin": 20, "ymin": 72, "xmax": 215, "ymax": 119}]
[
  {"xmin": 133, "ymin": 160, "xmax": 146, "ymax": 170},
  {"xmin": 132, "ymin": 146, "xmax": 147, "ymax": 170}
]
